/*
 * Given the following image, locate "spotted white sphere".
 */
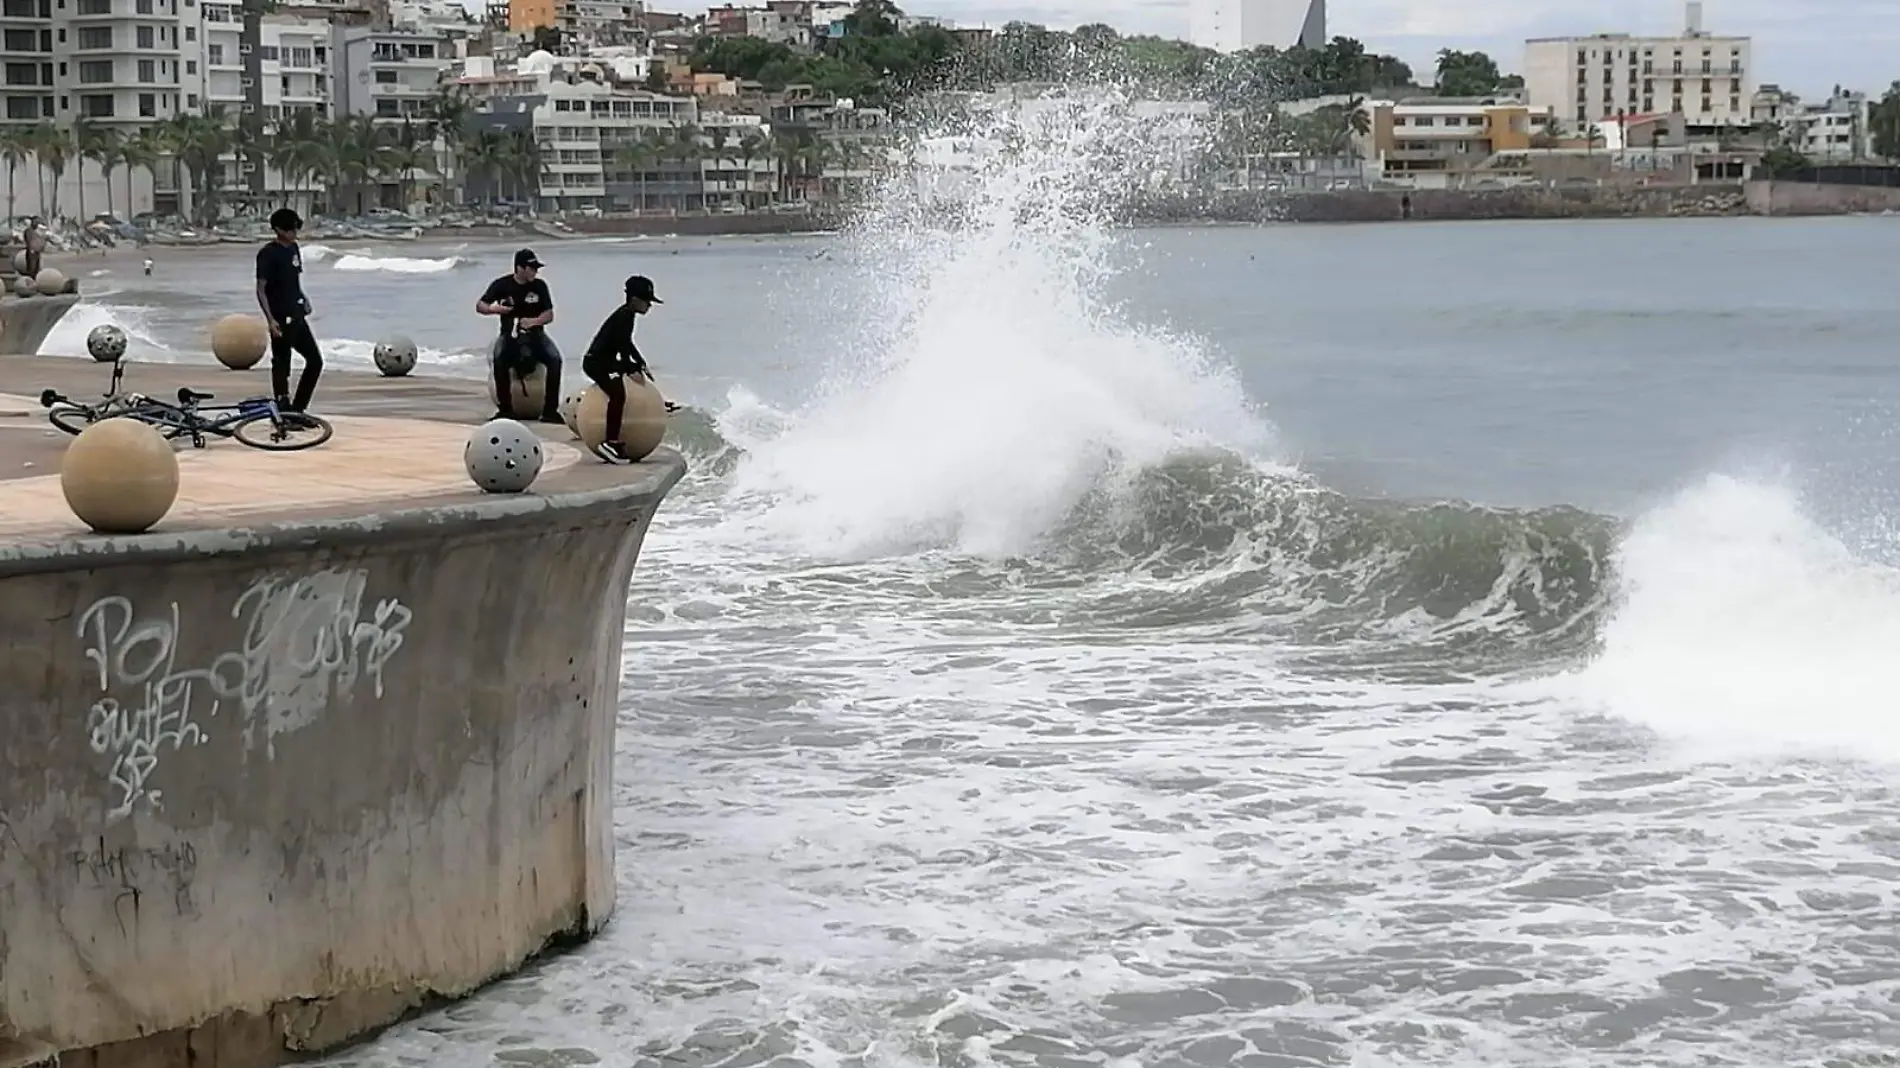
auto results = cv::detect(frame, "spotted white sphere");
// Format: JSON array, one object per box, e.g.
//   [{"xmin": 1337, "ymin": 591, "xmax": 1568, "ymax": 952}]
[
  {"xmin": 557, "ymin": 384, "xmax": 587, "ymax": 437},
  {"xmin": 86, "ymin": 323, "xmax": 128, "ymax": 363},
  {"xmin": 463, "ymin": 417, "xmax": 544, "ymax": 494},
  {"xmin": 374, "ymin": 336, "xmax": 418, "ymax": 377},
  {"xmin": 10, "ymin": 274, "xmax": 33, "ymax": 297}
]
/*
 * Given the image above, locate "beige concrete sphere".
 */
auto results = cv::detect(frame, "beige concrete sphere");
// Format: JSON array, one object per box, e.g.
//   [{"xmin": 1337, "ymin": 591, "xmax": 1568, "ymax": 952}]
[
  {"xmin": 9, "ymin": 249, "xmax": 25, "ymax": 275},
  {"xmin": 492, "ymin": 364, "xmax": 549, "ymax": 420},
  {"xmin": 34, "ymin": 267, "xmax": 66, "ymax": 296},
  {"xmin": 10, "ymin": 274, "xmax": 33, "ymax": 298},
  {"xmin": 61, "ymin": 418, "xmax": 180, "ymax": 534},
  {"xmin": 576, "ymin": 374, "xmax": 668, "ymax": 461},
  {"xmin": 210, "ymin": 314, "xmax": 269, "ymax": 370}
]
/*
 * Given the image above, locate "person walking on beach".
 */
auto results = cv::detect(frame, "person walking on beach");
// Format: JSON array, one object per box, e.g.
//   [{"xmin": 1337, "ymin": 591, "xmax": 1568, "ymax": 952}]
[
  {"xmin": 581, "ymin": 274, "xmax": 672, "ymax": 464},
  {"xmin": 254, "ymin": 207, "xmax": 323, "ymax": 413},
  {"xmin": 477, "ymin": 248, "xmax": 563, "ymax": 424}
]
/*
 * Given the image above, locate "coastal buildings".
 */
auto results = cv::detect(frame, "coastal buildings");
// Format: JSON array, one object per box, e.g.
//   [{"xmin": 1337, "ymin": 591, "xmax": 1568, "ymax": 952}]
[
  {"xmin": 1523, "ymin": 1, "xmax": 1755, "ymax": 129},
  {"xmin": 1188, "ymin": 0, "xmax": 1325, "ymax": 54},
  {"xmin": 456, "ymin": 51, "xmax": 776, "ymax": 215},
  {"xmin": 1358, "ymin": 98, "xmax": 1554, "ymax": 188}
]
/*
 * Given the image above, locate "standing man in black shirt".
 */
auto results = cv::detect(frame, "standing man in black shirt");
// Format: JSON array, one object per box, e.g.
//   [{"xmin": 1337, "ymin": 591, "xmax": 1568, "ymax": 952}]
[
  {"xmin": 253, "ymin": 207, "xmax": 324, "ymax": 413},
  {"xmin": 476, "ymin": 248, "xmax": 563, "ymax": 424}
]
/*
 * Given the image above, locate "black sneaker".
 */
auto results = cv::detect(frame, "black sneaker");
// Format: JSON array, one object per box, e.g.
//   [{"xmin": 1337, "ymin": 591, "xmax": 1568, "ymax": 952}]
[
  {"xmin": 538, "ymin": 412, "xmax": 566, "ymax": 425},
  {"xmin": 595, "ymin": 440, "xmax": 632, "ymax": 464}
]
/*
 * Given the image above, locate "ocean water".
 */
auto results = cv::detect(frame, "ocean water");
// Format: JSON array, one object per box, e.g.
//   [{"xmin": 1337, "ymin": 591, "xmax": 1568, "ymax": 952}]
[{"xmin": 43, "ymin": 98, "xmax": 1900, "ymax": 1067}]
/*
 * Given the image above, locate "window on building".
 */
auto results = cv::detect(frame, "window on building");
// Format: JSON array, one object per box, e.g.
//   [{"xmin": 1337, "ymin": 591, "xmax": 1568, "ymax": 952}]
[
  {"xmin": 74, "ymin": 0, "xmax": 107, "ymax": 11},
  {"xmin": 77, "ymin": 59, "xmax": 112, "ymax": 82},
  {"xmin": 376, "ymin": 97, "xmax": 400, "ymax": 116},
  {"xmin": 2, "ymin": 29, "xmax": 36, "ymax": 52},
  {"xmin": 374, "ymin": 69, "xmax": 397, "ymax": 83},
  {"xmin": 1700, "ymin": 96, "xmax": 1712, "ymax": 112},
  {"xmin": 136, "ymin": 24, "xmax": 153, "ymax": 47},
  {"xmin": 184, "ymin": 25, "xmax": 193, "ymax": 40},
  {"xmin": 207, "ymin": 43, "xmax": 222, "ymax": 63},
  {"xmin": 5, "ymin": 97, "xmax": 39, "ymax": 119},
  {"xmin": 80, "ymin": 93, "xmax": 114, "ymax": 116},
  {"xmin": 139, "ymin": 91, "xmax": 155, "ymax": 116},
  {"xmin": 2, "ymin": 62, "xmax": 37, "ymax": 86},
  {"xmin": 135, "ymin": 0, "xmax": 151, "ymax": 10},
  {"xmin": 76, "ymin": 25, "xmax": 112, "ymax": 48},
  {"xmin": 185, "ymin": 59, "xmax": 195, "ymax": 73},
  {"xmin": 137, "ymin": 58, "xmax": 153, "ymax": 80},
  {"xmin": 187, "ymin": 92, "xmax": 197, "ymax": 105}
]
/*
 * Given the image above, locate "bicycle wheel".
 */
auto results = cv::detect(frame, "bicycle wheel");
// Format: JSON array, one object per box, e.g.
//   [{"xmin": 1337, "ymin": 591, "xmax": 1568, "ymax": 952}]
[
  {"xmin": 48, "ymin": 404, "xmax": 99, "ymax": 436},
  {"xmin": 231, "ymin": 411, "xmax": 334, "ymax": 451}
]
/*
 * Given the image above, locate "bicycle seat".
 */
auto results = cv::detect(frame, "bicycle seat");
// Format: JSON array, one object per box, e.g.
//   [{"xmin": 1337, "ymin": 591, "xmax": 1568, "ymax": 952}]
[{"xmin": 177, "ymin": 387, "xmax": 213, "ymax": 405}]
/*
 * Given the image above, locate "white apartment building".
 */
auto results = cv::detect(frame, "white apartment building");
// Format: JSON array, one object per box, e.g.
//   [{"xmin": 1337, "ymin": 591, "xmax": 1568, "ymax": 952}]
[
  {"xmin": 0, "ymin": 0, "xmax": 185, "ymax": 215},
  {"xmin": 1772, "ymin": 89, "xmax": 1872, "ymax": 161},
  {"xmin": 1524, "ymin": 2, "xmax": 1754, "ymax": 130},
  {"xmin": 331, "ymin": 26, "xmax": 453, "ymax": 122},
  {"xmin": 1188, "ymin": 0, "xmax": 1325, "ymax": 54},
  {"xmin": 457, "ymin": 53, "xmax": 774, "ymax": 215},
  {"xmin": 188, "ymin": 7, "xmax": 329, "ymax": 123}
]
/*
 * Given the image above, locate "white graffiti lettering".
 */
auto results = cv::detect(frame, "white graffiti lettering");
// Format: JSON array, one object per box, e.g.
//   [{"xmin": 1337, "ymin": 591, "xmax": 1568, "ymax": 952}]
[{"xmin": 77, "ymin": 568, "xmax": 412, "ymax": 821}]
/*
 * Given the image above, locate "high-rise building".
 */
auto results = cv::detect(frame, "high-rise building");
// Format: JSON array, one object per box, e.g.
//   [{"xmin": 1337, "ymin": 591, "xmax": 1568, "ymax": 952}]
[
  {"xmin": 1523, "ymin": 2, "xmax": 1754, "ymax": 129},
  {"xmin": 1188, "ymin": 0, "xmax": 1325, "ymax": 54},
  {"xmin": 0, "ymin": 0, "xmax": 194, "ymax": 127}
]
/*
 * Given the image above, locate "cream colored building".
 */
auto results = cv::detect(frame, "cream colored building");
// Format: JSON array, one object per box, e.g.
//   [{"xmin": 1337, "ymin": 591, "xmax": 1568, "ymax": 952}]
[
  {"xmin": 1523, "ymin": 2, "xmax": 1753, "ymax": 130},
  {"xmin": 1361, "ymin": 98, "xmax": 1554, "ymax": 188}
]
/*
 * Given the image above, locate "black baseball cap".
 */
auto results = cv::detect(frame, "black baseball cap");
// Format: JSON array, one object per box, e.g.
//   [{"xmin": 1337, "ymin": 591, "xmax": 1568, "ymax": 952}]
[
  {"xmin": 514, "ymin": 248, "xmax": 543, "ymax": 269},
  {"xmin": 625, "ymin": 275, "xmax": 662, "ymax": 303}
]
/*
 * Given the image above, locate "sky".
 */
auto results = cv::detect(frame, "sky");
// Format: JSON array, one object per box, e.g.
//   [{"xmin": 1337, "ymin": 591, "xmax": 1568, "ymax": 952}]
[{"xmin": 683, "ymin": 0, "xmax": 1900, "ymax": 100}]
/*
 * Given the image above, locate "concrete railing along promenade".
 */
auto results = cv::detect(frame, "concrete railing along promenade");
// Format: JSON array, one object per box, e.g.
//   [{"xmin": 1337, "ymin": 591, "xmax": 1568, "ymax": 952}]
[{"xmin": 0, "ymin": 355, "xmax": 686, "ymax": 1067}]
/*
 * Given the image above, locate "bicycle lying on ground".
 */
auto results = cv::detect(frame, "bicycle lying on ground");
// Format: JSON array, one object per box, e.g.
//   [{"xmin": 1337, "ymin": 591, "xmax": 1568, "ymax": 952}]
[{"xmin": 41, "ymin": 385, "xmax": 334, "ymax": 451}]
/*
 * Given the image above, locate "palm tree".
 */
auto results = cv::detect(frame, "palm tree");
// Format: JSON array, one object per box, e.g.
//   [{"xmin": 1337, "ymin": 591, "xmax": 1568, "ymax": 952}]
[
  {"xmin": 266, "ymin": 109, "xmax": 326, "ymax": 213},
  {"xmin": 667, "ymin": 123, "xmax": 704, "ymax": 211},
  {"xmin": 501, "ymin": 127, "xmax": 544, "ymax": 208},
  {"xmin": 121, "ymin": 125, "xmax": 169, "ymax": 217},
  {"xmin": 736, "ymin": 131, "xmax": 767, "ymax": 208},
  {"xmin": 170, "ymin": 109, "xmax": 240, "ymax": 224},
  {"xmin": 425, "ymin": 85, "xmax": 475, "ymax": 206},
  {"xmin": 457, "ymin": 128, "xmax": 509, "ymax": 205},
  {"xmin": 26, "ymin": 122, "xmax": 71, "ymax": 219},
  {"xmin": 385, "ymin": 119, "xmax": 434, "ymax": 210},
  {"xmin": 613, "ymin": 132, "xmax": 662, "ymax": 212},
  {"xmin": 73, "ymin": 118, "xmax": 122, "ymax": 223},
  {"xmin": 0, "ymin": 127, "xmax": 27, "ymax": 221}
]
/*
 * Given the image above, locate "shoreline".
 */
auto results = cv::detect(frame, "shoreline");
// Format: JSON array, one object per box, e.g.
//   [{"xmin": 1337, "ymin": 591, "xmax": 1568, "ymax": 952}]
[{"xmin": 41, "ymin": 180, "xmax": 1900, "ymax": 267}]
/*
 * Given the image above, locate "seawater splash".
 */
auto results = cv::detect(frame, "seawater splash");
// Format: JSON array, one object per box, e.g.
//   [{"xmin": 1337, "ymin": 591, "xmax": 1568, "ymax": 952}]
[
  {"xmin": 329, "ymin": 252, "xmax": 468, "ymax": 274},
  {"xmin": 41, "ymin": 302, "xmax": 181, "ymax": 361},
  {"xmin": 719, "ymin": 86, "xmax": 1280, "ymax": 559},
  {"xmin": 1551, "ymin": 473, "xmax": 1900, "ymax": 761}
]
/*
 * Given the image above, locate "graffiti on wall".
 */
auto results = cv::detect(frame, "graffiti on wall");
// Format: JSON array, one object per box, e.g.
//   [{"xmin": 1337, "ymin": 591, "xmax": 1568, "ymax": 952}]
[{"xmin": 77, "ymin": 567, "xmax": 413, "ymax": 821}]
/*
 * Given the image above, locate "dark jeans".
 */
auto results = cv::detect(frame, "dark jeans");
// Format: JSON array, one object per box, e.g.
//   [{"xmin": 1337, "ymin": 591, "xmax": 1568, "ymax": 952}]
[
  {"xmin": 270, "ymin": 315, "xmax": 323, "ymax": 412},
  {"xmin": 493, "ymin": 331, "xmax": 562, "ymax": 419},
  {"xmin": 583, "ymin": 356, "xmax": 639, "ymax": 441}
]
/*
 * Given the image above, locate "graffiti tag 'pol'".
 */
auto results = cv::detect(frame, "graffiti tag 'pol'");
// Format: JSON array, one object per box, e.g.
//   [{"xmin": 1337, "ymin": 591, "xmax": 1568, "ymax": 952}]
[{"xmin": 78, "ymin": 568, "xmax": 412, "ymax": 821}]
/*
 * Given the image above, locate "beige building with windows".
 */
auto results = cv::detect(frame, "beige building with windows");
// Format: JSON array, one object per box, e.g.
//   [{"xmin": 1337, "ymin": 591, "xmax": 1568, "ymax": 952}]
[
  {"xmin": 1360, "ymin": 98, "xmax": 1553, "ymax": 188},
  {"xmin": 1523, "ymin": 2, "xmax": 1754, "ymax": 131}
]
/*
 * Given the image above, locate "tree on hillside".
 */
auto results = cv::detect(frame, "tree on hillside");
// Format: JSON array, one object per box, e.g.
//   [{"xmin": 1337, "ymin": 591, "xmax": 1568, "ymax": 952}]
[
  {"xmin": 1435, "ymin": 49, "xmax": 1505, "ymax": 97},
  {"xmin": 1872, "ymin": 82, "xmax": 1900, "ymax": 162}
]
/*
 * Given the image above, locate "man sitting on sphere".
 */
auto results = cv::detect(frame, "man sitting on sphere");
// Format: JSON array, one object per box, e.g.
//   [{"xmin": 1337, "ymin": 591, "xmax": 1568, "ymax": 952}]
[
  {"xmin": 477, "ymin": 248, "xmax": 563, "ymax": 424},
  {"xmin": 581, "ymin": 274, "xmax": 676, "ymax": 464},
  {"xmin": 254, "ymin": 207, "xmax": 324, "ymax": 413}
]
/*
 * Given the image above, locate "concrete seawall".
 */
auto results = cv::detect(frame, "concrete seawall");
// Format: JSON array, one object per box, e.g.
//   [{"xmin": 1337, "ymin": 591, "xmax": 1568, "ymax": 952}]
[
  {"xmin": 1744, "ymin": 180, "xmax": 1900, "ymax": 216},
  {"xmin": 0, "ymin": 357, "xmax": 686, "ymax": 1066},
  {"xmin": 0, "ymin": 294, "xmax": 79, "ymax": 357}
]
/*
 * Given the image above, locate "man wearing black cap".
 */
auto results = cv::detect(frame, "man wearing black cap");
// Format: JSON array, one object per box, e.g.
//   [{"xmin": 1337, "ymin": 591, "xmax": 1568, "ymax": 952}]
[
  {"xmin": 254, "ymin": 207, "xmax": 323, "ymax": 412},
  {"xmin": 580, "ymin": 274, "xmax": 666, "ymax": 463},
  {"xmin": 476, "ymin": 247, "xmax": 563, "ymax": 423}
]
